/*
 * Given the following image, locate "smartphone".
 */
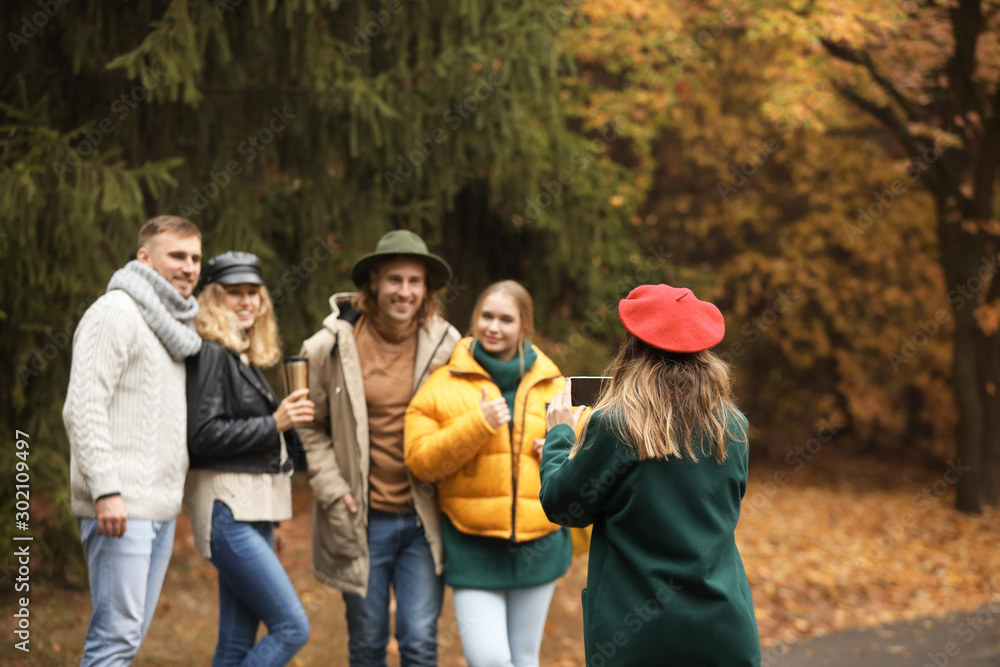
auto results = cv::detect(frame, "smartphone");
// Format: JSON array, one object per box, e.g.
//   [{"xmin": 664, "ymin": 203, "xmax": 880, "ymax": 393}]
[{"xmin": 569, "ymin": 376, "xmax": 611, "ymax": 407}]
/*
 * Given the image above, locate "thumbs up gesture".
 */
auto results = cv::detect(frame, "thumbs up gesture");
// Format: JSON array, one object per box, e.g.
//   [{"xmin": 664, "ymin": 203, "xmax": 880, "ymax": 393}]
[{"xmin": 480, "ymin": 386, "xmax": 511, "ymax": 429}]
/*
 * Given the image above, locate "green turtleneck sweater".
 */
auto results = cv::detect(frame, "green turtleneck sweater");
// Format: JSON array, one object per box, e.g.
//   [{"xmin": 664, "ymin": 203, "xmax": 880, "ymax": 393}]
[{"xmin": 440, "ymin": 341, "xmax": 571, "ymax": 591}]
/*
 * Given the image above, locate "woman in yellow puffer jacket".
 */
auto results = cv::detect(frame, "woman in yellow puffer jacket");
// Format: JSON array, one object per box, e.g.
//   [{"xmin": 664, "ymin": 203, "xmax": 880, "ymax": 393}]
[{"xmin": 404, "ymin": 280, "xmax": 571, "ymax": 667}]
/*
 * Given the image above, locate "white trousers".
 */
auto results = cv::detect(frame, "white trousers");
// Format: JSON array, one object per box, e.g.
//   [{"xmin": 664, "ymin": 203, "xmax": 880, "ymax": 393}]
[{"xmin": 452, "ymin": 582, "xmax": 557, "ymax": 667}]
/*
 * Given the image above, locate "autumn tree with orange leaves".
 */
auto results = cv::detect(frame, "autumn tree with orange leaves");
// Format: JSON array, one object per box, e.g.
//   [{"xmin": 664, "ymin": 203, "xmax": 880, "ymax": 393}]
[
  {"xmin": 555, "ymin": 0, "xmax": 999, "ymax": 512},
  {"xmin": 745, "ymin": 0, "xmax": 1000, "ymax": 512}
]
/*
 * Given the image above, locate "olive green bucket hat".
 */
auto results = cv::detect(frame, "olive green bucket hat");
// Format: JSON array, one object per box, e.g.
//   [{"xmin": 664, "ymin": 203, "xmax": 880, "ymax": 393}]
[{"xmin": 351, "ymin": 230, "xmax": 453, "ymax": 289}]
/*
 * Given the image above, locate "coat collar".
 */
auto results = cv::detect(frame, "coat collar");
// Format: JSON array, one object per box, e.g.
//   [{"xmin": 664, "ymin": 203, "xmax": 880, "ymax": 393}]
[
  {"xmin": 230, "ymin": 350, "xmax": 278, "ymax": 408},
  {"xmin": 322, "ymin": 291, "xmax": 457, "ymax": 394},
  {"xmin": 323, "ymin": 292, "xmax": 356, "ymax": 333},
  {"xmin": 448, "ymin": 336, "xmax": 561, "ymax": 384}
]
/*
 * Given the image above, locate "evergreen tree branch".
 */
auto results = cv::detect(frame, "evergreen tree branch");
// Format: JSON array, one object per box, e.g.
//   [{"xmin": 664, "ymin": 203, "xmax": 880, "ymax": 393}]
[{"xmin": 105, "ymin": 0, "xmax": 220, "ymax": 106}]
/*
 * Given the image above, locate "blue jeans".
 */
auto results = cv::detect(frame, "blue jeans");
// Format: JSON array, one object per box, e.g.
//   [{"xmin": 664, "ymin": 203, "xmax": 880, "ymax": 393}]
[
  {"xmin": 343, "ymin": 510, "xmax": 444, "ymax": 667},
  {"xmin": 78, "ymin": 517, "xmax": 175, "ymax": 667},
  {"xmin": 209, "ymin": 501, "xmax": 310, "ymax": 666}
]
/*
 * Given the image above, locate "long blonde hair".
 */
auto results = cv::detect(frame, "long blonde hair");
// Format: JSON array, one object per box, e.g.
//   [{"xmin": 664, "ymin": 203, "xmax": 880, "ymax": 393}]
[
  {"xmin": 195, "ymin": 282, "xmax": 282, "ymax": 367},
  {"xmin": 574, "ymin": 333, "xmax": 746, "ymax": 462}
]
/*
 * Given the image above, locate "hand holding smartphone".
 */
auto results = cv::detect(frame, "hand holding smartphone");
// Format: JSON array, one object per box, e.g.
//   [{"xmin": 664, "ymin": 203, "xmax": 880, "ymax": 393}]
[{"xmin": 569, "ymin": 376, "xmax": 611, "ymax": 407}]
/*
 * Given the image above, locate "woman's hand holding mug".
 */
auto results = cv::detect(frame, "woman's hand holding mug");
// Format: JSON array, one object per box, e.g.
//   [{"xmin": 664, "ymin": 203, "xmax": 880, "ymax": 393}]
[{"xmin": 273, "ymin": 388, "xmax": 315, "ymax": 432}]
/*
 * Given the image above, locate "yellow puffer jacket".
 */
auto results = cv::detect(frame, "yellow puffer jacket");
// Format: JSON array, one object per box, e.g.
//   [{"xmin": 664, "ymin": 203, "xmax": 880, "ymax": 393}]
[{"xmin": 405, "ymin": 337, "xmax": 565, "ymax": 542}]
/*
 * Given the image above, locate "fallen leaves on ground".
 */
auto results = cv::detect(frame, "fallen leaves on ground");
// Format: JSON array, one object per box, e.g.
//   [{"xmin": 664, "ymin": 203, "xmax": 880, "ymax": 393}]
[
  {"xmin": 740, "ymin": 452, "xmax": 999, "ymax": 652},
  {"xmin": 5, "ymin": 450, "xmax": 998, "ymax": 666}
]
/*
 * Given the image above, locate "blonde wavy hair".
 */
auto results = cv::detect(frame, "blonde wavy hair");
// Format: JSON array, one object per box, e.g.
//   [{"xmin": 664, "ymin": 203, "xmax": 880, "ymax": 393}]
[
  {"xmin": 574, "ymin": 333, "xmax": 746, "ymax": 462},
  {"xmin": 195, "ymin": 282, "xmax": 282, "ymax": 367}
]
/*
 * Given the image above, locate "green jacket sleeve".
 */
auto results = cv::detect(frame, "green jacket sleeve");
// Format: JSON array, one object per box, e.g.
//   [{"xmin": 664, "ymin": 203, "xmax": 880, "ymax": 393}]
[{"xmin": 539, "ymin": 416, "xmax": 634, "ymax": 528}]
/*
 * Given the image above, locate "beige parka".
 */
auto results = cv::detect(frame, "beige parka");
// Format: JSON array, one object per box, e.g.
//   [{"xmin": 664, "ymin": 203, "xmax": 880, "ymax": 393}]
[{"xmin": 298, "ymin": 293, "xmax": 460, "ymax": 596}]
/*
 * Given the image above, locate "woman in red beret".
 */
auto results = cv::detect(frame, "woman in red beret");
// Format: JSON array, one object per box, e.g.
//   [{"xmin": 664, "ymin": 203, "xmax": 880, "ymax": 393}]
[{"xmin": 539, "ymin": 284, "xmax": 760, "ymax": 666}]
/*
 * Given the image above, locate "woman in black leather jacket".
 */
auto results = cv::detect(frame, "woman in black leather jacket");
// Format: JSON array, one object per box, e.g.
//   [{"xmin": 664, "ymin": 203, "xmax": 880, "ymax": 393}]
[{"xmin": 184, "ymin": 251, "xmax": 314, "ymax": 667}]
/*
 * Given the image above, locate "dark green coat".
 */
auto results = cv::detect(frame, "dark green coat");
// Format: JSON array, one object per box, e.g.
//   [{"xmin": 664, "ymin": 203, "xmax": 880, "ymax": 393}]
[{"xmin": 539, "ymin": 411, "xmax": 760, "ymax": 666}]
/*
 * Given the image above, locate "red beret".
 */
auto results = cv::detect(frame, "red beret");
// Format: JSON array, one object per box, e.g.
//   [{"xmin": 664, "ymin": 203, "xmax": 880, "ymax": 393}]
[{"xmin": 619, "ymin": 284, "xmax": 725, "ymax": 353}]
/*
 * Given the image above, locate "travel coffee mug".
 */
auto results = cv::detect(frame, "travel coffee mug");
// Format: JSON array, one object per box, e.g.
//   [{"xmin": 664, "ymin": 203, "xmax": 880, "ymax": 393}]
[{"xmin": 282, "ymin": 355, "xmax": 309, "ymax": 398}]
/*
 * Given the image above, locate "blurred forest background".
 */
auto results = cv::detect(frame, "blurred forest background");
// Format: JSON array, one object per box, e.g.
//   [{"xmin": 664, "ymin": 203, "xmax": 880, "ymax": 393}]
[{"xmin": 1, "ymin": 0, "xmax": 999, "ymax": 626}]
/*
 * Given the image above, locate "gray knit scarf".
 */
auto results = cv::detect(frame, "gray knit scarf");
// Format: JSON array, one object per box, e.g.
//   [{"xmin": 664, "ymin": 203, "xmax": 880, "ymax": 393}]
[{"xmin": 106, "ymin": 260, "xmax": 202, "ymax": 360}]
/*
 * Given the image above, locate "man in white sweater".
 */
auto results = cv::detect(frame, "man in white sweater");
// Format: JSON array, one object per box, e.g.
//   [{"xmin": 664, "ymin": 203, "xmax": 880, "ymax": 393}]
[{"xmin": 63, "ymin": 216, "xmax": 203, "ymax": 666}]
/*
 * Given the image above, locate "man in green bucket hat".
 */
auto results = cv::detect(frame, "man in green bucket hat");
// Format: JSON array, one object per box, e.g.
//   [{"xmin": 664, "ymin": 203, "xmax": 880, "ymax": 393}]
[{"xmin": 298, "ymin": 230, "xmax": 460, "ymax": 666}]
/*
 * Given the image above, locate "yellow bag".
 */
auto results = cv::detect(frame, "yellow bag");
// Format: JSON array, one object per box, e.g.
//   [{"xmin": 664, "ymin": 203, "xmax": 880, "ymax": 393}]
[{"xmin": 571, "ymin": 526, "xmax": 592, "ymax": 557}]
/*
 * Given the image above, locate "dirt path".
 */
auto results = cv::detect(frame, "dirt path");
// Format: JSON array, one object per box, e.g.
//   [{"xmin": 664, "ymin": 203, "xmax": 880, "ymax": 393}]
[{"xmin": 775, "ymin": 605, "xmax": 1000, "ymax": 666}]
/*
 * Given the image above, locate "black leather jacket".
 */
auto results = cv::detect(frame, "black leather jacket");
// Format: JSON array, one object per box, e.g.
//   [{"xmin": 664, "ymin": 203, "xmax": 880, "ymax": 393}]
[{"xmin": 186, "ymin": 341, "xmax": 306, "ymax": 474}]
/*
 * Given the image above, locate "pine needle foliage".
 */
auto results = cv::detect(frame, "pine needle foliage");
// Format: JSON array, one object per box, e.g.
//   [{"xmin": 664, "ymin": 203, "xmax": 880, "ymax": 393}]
[{"xmin": 1, "ymin": 0, "xmax": 637, "ymax": 580}]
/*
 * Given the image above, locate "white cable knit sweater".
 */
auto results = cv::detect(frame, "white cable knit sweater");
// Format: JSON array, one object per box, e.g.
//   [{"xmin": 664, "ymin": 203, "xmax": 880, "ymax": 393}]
[{"xmin": 63, "ymin": 290, "xmax": 189, "ymax": 520}]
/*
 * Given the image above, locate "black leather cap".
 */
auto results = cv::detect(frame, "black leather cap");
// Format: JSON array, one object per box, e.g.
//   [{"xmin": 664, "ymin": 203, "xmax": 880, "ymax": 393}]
[{"xmin": 199, "ymin": 251, "xmax": 264, "ymax": 290}]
